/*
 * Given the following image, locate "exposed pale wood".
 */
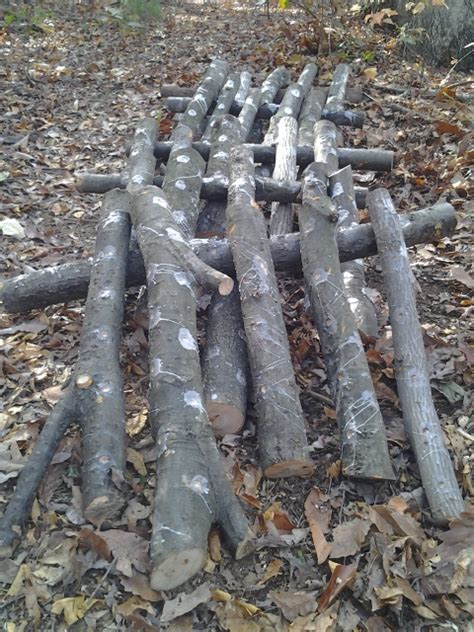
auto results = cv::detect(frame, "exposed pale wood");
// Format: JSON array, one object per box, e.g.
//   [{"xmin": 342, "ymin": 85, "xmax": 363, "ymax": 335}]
[
  {"xmin": 226, "ymin": 145, "xmax": 313, "ymax": 478},
  {"xmin": 298, "ymin": 121, "xmax": 394, "ymax": 480},
  {"xmin": 0, "ymin": 204, "xmax": 456, "ymax": 313},
  {"xmin": 368, "ymin": 188, "xmax": 464, "ymax": 523}
]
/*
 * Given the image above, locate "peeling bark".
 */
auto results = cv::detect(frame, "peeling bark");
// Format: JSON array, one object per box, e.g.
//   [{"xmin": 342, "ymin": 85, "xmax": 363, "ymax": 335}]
[
  {"xmin": 0, "ymin": 203, "xmax": 456, "ymax": 313},
  {"xmin": 368, "ymin": 188, "xmax": 464, "ymax": 522},
  {"xmin": 226, "ymin": 145, "xmax": 313, "ymax": 478},
  {"xmin": 299, "ymin": 122, "xmax": 394, "ymax": 480}
]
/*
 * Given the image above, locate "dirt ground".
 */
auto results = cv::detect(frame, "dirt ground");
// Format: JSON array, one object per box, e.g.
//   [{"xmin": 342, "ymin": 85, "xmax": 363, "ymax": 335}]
[{"xmin": 0, "ymin": 1, "xmax": 472, "ymax": 630}]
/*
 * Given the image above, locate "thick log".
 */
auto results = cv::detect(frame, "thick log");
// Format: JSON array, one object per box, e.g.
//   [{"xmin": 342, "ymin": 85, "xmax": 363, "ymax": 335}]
[
  {"xmin": 368, "ymin": 189, "xmax": 464, "ymax": 523},
  {"xmin": 0, "ymin": 190, "xmax": 131, "ymax": 553},
  {"xmin": 132, "ymin": 186, "xmax": 251, "ymax": 590},
  {"xmin": 269, "ymin": 117, "xmax": 298, "ymax": 235},
  {"xmin": 299, "ymin": 121, "xmax": 394, "ymax": 480},
  {"xmin": 238, "ymin": 87, "xmax": 263, "ymax": 142},
  {"xmin": 150, "ymin": 142, "xmax": 395, "ymax": 172},
  {"xmin": 123, "ymin": 118, "xmax": 158, "ymax": 195},
  {"xmin": 330, "ymin": 166, "xmax": 378, "ymax": 337},
  {"xmin": 197, "ymin": 116, "xmax": 250, "ymax": 437},
  {"xmin": 227, "ymin": 145, "xmax": 313, "ymax": 478},
  {"xmin": 0, "ymin": 203, "xmax": 456, "ymax": 314},
  {"xmin": 298, "ymin": 88, "xmax": 326, "ymax": 148},
  {"xmin": 161, "ymin": 83, "xmax": 364, "ymax": 104},
  {"xmin": 324, "ymin": 63, "xmax": 350, "ymax": 113},
  {"xmin": 201, "ymin": 72, "xmax": 241, "ymax": 143},
  {"xmin": 264, "ymin": 63, "xmax": 318, "ymax": 145},
  {"xmin": 172, "ymin": 59, "xmax": 229, "ymax": 140}
]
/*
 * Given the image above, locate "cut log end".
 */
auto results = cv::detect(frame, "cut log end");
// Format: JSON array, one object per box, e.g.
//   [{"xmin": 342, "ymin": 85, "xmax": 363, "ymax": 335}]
[
  {"xmin": 218, "ymin": 276, "xmax": 234, "ymax": 296},
  {"xmin": 342, "ymin": 461, "xmax": 396, "ymax": 482},
  {"xmin": 264, "ymin": 459, "xmax": 315, "ymax": 479},
  {"xmin": 206, "ymin": 402, "xmax": 245, "ymax": 438},
  {"xmin": 150, "ymin": 548, "xmax": 207, "ymax": 591}
]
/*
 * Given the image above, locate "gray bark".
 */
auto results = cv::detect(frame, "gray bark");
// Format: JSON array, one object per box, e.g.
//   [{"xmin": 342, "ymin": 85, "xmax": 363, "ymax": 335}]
[
  {"xmin": 269, "ymin": 116, "xmax": 298, "ymax": 235},
  {"xmin": 226, "ymin": 145, "xmax": 313, "ymax": 478},
  {"xmin": 368, "ymin": 188, "xmax": 464, "ymax": 523},
  {"xmin": 299, "ymin": 121, "xmax": 395, "ymax": 480},
  {"xmin": 298, "ymin": 88, "xmax": 327, "ymax": 148},
  {"xmin": 0, "ymin": 203, "xmax": 456, "ymax": 313},
  {"xmin": 201, "ymin": 73, "xmax": 241, "ymax": 143},
  {"xmin": 330, "ymin": 166, "xmax": 378, "ymax": 337}
]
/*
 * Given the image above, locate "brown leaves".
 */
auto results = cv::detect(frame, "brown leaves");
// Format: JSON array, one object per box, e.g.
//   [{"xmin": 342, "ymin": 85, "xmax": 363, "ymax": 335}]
[{"xmin": 304, "ymin": 488, "xmax": 332, "ymax": 564}]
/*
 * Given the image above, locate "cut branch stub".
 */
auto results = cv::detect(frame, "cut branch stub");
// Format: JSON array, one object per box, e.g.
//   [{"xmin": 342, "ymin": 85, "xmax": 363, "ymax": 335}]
[
  {"xmin": 131, "ymin": 186, "xmax": 251, "ymax": 590},
  {"xmin": 226, "ymin": 145, "xmax": 313, "ymax": 478},
  {"xmin": 299, "ymin": 124, "xmax": 394, "ymax": 481},
  {"xmin": 330, "ymin": 166, "xmax": 378, "ymax": 338},
  {"xmin": 172, "ymin": 59, "xmax": 230, "ymax": 139},
  {"xmin": 0, "ymin": 203, "xmax": 457, "ymax": 314},
  {"xmin": 0, "ymin": 189, "xmax": 131, "ymax": 552},
  {"xmin": 368, "ymin": 189, "xmax": 464, "ymax": 523}
]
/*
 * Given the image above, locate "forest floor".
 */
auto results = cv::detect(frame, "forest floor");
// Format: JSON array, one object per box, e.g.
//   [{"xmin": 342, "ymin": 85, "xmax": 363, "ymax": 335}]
[{"xmin": 0, "ymin": 1, "xmax": 473, "ymax": 630}]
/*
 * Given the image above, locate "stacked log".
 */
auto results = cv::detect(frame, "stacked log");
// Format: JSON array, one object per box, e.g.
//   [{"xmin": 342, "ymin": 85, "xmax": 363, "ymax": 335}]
[
  {"xmin": 0, "ymin": 203, "xmax": 457, "ymax": 313},
  {"xmin": 298, "ymin": 120, "xmax": 394, "ymax": 480},
  {"xmin": 226, "ymin": 145, "xmax": 313, "ymax": 478},
  {"xmin": 368, "ymin": 189, "xmax": 464, "ymax": 522}
]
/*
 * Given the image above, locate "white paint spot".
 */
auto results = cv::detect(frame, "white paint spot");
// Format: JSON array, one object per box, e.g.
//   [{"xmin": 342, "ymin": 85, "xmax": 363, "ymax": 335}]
[
  {"xmin": 102, "ymin": 210, "xmax": 124, "ymax": 227},
  {"xmin": 176, "ymin": 180, "xmax": 186, "ymax": 190},
  {"xmin": 284, "ymin": 106, "xmax": 293, "ymax": 115},
  {"xmin": 211, "ymin": 393, "xmax": 218, "ymax": 400},
  {"xmin": 131, "ymin": 174, "xmax": 144, "ymax": 184},
  {"xmin": 166, "ymin": 227, "xmax": 185, "ymax": 243},
  {"xmin": 152, "ymin": 195, "xmax": 168, "ymax": 207},
  {"xmin": 183, "ymin": 474, "xmax": 209, "ymax": 495},
  {"xmin": 332, "ymin": 182, "xmax": 344, "ymax": 197},
  {"xmin": 184, "ymin": 390, "xmax": 205, "ymax": 411},
  {"xmin": 179, "ymin": 327, "xmax": 198, "ymax": 351},
  {"xmin": 174, "ymin": 271, "xmax": 193, "ymax": 291},
  {"xmin": 188, "ymin": 109, "xmax": 197, "ymax": 117},
  {"xmin": 176, "ymin": 154, "xmax": 190, "ymax": 163},
  {"xmin": 217, "ymin": 103, "xmax": 226, "ymax": 110},
  {"xmin": 291, "ymin": 89, "xmax": 300, "ymax": 98},
  {"xmin": 98, "ymin": 287, "xmax": 115, "ymax": 300},
  {"xmin": 212, "ymin": 151, "xmax": 229, "ymax": 160},
  {"xmin": 218, "ymin": 135, "xmax": 228, "ymax": 142}
]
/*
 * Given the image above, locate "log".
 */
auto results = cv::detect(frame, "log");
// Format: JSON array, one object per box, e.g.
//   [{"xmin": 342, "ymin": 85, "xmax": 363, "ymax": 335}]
[
  {"xmin": 0, "ymin": 190, "xmax": 131, "ymax": 553},
  {"xmin": 260, "ymin": 66, "xmax": 291, "ymax": 104},
  {"xmin": 264, "ymin": 63, "xmax": 318, "ymax": 145},
  {"xmin": 269, "ymin": 117, "xmax": 298, "ymax": 235},
  {"xmin": 324, "ymin": 63, "xmax": 350, "ymax": 113},
  {"xmin": 202, "ymin": 284, "xmax": 248, "ymax": 437},
  {"xmin": 172, "ymin": 59, "xmax": 229, "ymax": 140},
  {"xmin": 201, "ymin": 72, "xmax": 240, "ymax": 143},
  {"xmin": 76, "ymin": 171, "xmax": 369, "ymax": 207},
  {"xmin": 132, "ymin": 185, "xmax": 251, "ymax": 590},
  {"xmin": 0, "ymin": 203, "xmax": 456, "ymax": 313},
  {"xmin": 234, "ymin": 70, "xmax": 252, "ymax": 108},
  {"xmin": 166, "ymin": 96, "xmax": 364, "ymax": 128},
  {"xmin": 150, "ymin": 142, "xmax": 395, "ymax": 172},
  {"xmin": 197, "ymin": 116, "xmax": 250, "ymax": 437},
  {"xmin": 238, "ymin": 87, "xmax": 264, "ymax": 142},
  {"xmin": 161, "ymin": 83, "xmax": 364, "ymax": 104},
  {"xmin": 299, "ymin": 121, "xmax": 394, "ymax": 480},
  {"xmin": 298, "ymin": 87, "xmax": 326, "ymax": 148},
  {"xmin": 226, "ymin": 145, "xmax": 313, "ymax": 478},
  {"xmin": 330, "ymin": 166, "xmax": 378, "ymax": 337},
  {"xmin": 368, "ymin": 189, "xmax": 464, "ymax": 523},
  {"xmin": 123, "ymin": 118, "xmax": 158, "ymax": 195}
]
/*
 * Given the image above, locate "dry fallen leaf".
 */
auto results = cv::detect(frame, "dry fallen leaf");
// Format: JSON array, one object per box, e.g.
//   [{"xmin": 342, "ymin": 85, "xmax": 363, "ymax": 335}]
[
  {"xmin": 318, "ymin": 562, "xmax": 358, "ymax": 611},
  {"xmin": 304, "ymin": 488, "xmax": 332, "ymax": 564},
  {"xmin": 161, "ymin": 583, "xmax": 211, "ymax": 623},
  {"xmin": 330, "ymin": 518, "xmax": 371, "ymax": 558},
  {"xmin": 270, "ymin": 590, "xmax": 317, "ymax": 621}
]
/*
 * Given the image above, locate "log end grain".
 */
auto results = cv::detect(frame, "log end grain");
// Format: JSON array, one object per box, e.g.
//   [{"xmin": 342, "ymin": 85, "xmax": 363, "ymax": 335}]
[
  {"xmin": 206, "ymin": 402, "xmax": 245, "ymax": 438},
  {"xmin": 150, "ymin": 548, "xmax": 207, "ymax": 591},
  {"xmin": 218, "ymin": 276, "xmax": 234, "ymax": 296},
  {"xmin": 264, "ymin": 459, "xmax": 315, "ymax": 479}
]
